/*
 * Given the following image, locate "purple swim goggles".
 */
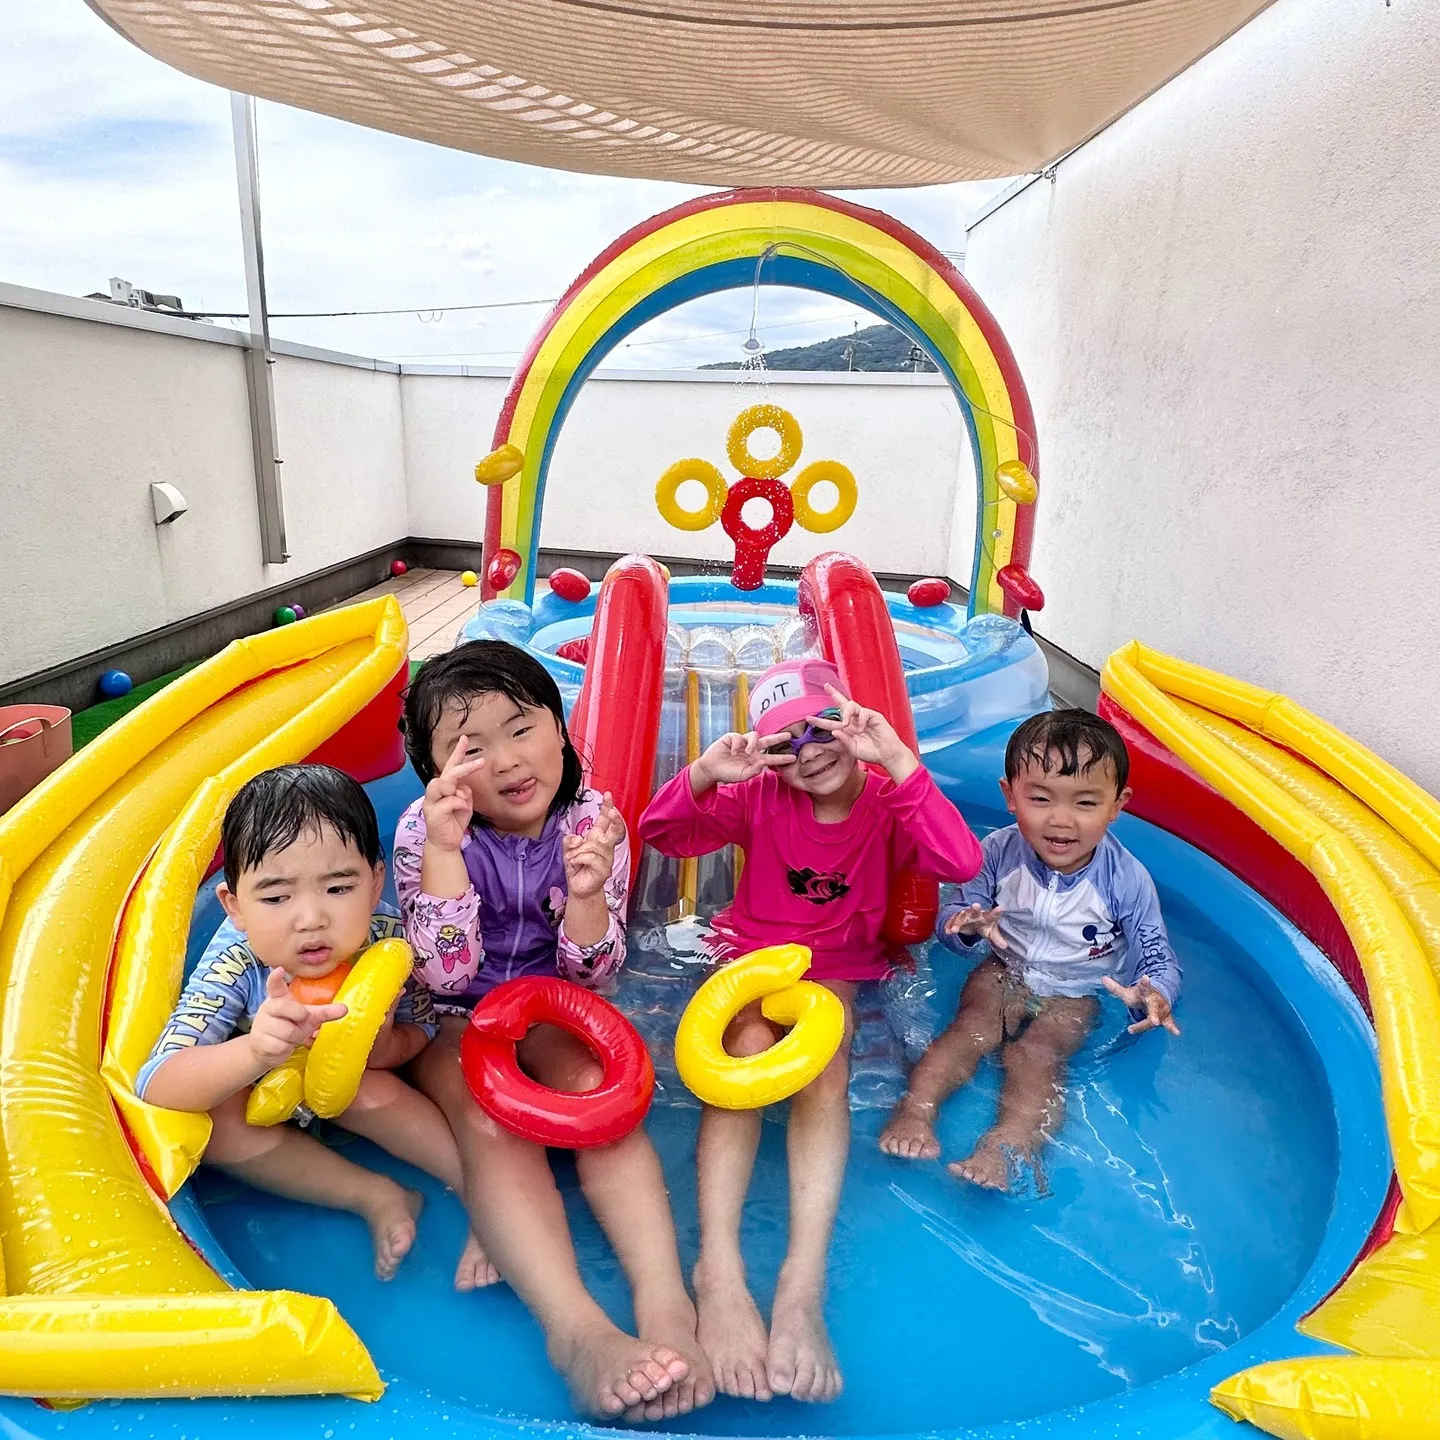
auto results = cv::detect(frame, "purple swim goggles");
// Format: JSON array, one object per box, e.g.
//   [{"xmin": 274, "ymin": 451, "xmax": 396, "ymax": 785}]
[{"xmin": 760, "ymin": 708, "xmax": 843, "ymax": 756}]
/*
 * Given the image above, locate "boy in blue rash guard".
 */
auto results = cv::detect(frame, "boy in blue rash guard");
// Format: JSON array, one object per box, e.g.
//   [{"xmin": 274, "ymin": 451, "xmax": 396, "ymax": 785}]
[
  {"xmin": 879, "ymin": 710, "xmax": 1181, "ymax": 1191},
  {"xmin": 139, "ymin": 764, "xmax": 495, "ymax": 1288}
]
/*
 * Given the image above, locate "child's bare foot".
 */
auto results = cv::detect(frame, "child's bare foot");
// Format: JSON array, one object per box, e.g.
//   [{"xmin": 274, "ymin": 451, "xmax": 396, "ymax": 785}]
[
  {"xmin": 549, "ymin": 1318, "xmax": 689, "ymax": 1420},
  {"xmin": 695, "ymin": 1258, "xmax": 772, "ymax": 1401},
  {"xmin": 627, "ymin": 1291, "xmax": 716, "ymax": 1421},
  {"xmin": 363, "ymin": 1184, "xmax": 422, "ymax": 1280},
  {"xmin": 878, "ymin": 1094, "xmax": 941, "ymax": 1160},
  {"xmin": 766, "ymin": 1270, "xmax": 842, "ymax": 1404},
  {"xmin": 948, "ymin": 1134, "xmax": 1016, "ymax": 1192},
  {"xmin": 454, "ymin": 1228, "xmax": 501, "ymax": 1291}
]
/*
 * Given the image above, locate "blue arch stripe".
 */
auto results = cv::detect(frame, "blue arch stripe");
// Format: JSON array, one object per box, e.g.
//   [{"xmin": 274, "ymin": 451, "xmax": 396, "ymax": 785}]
[{"xmin": 524, "ymin": 254, "xmax": 987, "ymax": 615}]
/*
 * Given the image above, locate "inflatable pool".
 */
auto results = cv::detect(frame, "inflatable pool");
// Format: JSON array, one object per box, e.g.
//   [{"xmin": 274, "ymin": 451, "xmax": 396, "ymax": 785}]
[{"xmin": 3, "ymin": 188, "xmax": 1436, "ymax": 1440}]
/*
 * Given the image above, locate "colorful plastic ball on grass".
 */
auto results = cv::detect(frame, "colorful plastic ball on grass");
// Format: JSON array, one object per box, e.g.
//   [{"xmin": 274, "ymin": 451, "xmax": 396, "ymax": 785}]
[
  {"xmin": 907, "ymin": 577, "xmax": 951, "ymax": 608},
  {"xmin": 390, "ymin": 560, "xmax": 409, "ymax": 577},
  {"xmin": 461, "ymin": 570, "xmax": 479, "ymax": 588},
  {"xmin": 99, "ymin": 669, "xmax": 133, "ymax": 699},
  {"xmin": 273, "ymin": 606, "xmax": 298, "ymax": 626},
  {"xmin": 548, "ymin": 568, "xmax": 591, "ymax": 604}
]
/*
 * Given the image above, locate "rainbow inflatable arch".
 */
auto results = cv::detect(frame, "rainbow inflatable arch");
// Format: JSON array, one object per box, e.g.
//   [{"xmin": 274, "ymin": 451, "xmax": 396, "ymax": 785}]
[{"xmin": 480, "ymin": 187, "xmax": 1039, "ymax": 618}]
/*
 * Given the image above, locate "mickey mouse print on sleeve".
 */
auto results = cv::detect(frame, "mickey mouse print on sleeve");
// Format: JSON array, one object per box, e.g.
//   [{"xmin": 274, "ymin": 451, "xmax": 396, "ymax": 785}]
[
  {"xmin": 392, "ymin": 798, "xmax": 486, "ymax": 998},
  {"xmin": 554, "ymin": 789, "xmax": 630, "ymax": 988}
]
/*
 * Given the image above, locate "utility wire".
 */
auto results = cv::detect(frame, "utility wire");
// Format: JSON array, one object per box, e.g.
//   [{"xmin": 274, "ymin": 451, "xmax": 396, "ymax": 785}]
[
  {"xmin": 389, "ymin": 309, "xmax": 870, "ymax": 361},
  {"xmin": 184, "ymin": 296, "xmax": 559, "ymax": 320}
]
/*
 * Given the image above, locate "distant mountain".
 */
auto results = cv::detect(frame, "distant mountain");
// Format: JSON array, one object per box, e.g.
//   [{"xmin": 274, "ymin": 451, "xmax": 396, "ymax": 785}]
[{"xmin": 700, "ymin": 323, "xmax": 936, "ymax": 373}]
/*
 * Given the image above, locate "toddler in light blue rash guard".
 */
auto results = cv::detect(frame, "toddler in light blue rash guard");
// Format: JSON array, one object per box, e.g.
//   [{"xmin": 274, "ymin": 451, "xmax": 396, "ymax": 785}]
[
  {"xmin": 139, "ymin": 764, "xmax": 494, "ymax": 1290},
  {"xmin": 879, "ymin": 710, "xmax": 1181, "ymax": 1192}
]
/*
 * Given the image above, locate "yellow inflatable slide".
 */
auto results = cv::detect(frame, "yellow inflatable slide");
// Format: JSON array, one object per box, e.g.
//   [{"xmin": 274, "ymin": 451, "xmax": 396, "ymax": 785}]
[
  {"xmin": 0, "ymin": 597, "xmax": 407, "ymax": 1402},
  {"xmin": 1103, "ymin": 642, "xmax": 1440, "ymax": 1440}
]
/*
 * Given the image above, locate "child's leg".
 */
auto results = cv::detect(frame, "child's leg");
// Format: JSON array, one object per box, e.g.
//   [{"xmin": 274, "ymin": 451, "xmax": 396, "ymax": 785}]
[
  {"xmin": 410, "ymin": 1018, "xmax": 689, "ymax": 1422},
  {"xmin": 766, "ymin": 979, "xmax": 856, "ymax": 1405},
  {"xmin": 693, "ymin": 1001, "xmax": 781, "ymax": 1402},
  {"xmin": 517, "ymin": 1025, "xmax": 714, "ymax": 1423},
  {"xmin": 949, "ymin": 994, "xmax": 1097, "ymax": 1192},
  {"xmin": 336, "ymin": 1068, "xmax": 499, "ymax": 1290},
  {"xmin": 205, "ymin": 1089, "xmax": 420, "ymax": 1280},
  {"xmin": 879, "ymin": 957, "xmax": 1009, "ymax": 1160}
]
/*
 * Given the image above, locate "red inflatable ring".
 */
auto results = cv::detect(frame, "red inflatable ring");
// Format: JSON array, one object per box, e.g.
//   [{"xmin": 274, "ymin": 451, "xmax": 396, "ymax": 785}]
[{"xmin": 459, "ymin": 976, "xmax": 655, "ymax": 1148}]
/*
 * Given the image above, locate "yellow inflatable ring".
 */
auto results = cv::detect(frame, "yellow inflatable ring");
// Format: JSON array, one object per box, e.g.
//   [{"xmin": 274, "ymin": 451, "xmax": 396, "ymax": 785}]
[
  {"xmin": 726, "ymin": 404, "xmax": 802, "ymax": 480},
  {"xmin": 244, "ymin": 938, "xmax": 413, "ymax": 1126},
  {"xmin": 790, "ymin": 460, "xmax": 858, "ymax": 534},
  {"xmin": 656, "ymin": 458, "xmax": 727, "ymax": 531},
  {"xmin": 306, "ymin": 938, "xmax": 414, "ymax": 1118},
  {"xmin": 675, "ymin": 944, "xmax": 845, "ymax": 1109}
]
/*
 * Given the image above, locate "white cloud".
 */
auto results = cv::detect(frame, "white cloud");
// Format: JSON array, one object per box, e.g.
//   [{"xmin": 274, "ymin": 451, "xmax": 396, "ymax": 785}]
[{"xmin": 1, "ymin": 0, "xmax": 1017, "ymax": 369}]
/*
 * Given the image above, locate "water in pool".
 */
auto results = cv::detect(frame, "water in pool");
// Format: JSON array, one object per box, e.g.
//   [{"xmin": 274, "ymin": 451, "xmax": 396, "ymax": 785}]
[{"xmin": 192, "ymin": 790, "xmax": 1338, "ymax": 1435}]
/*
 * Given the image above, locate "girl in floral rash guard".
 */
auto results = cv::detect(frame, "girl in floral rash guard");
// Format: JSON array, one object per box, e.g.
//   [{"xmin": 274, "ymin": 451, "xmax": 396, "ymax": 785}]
[{"xmin": 396, "ymin": 641, "xmax": 713, "ymax": 1425}]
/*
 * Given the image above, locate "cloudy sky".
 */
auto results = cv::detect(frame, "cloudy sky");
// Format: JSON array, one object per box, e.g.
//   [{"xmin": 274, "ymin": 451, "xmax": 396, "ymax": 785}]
[{"xmin": 1, "ymin": 2, "xmax": 1018, "ymax": 370}]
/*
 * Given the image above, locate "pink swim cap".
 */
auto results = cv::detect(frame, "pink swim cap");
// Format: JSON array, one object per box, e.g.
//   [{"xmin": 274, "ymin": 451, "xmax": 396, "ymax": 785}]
[{"xmin": 749, "ymin": 658, "xmax": 844, "ymax": 737}]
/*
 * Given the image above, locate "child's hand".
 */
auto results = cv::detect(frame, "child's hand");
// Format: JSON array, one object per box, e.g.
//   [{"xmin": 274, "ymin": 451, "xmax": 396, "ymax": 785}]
[
  {"xmin": 693, "ymin": 731, "xmax": 794, "ymax": 787},
  {"xmin": 563, "ymin": 793, "xmax": 625, "ymax": 902},
  {"xmin": 1102, "ymin": 974, "xmax": 1182, "ymax": 1036},
  {"xmin": 944, "ymin": 903, "xmax": 1008, "ymax": 951},
  {"xmin": 423, "ymin": 735, "xmax": 485, "ymax": 852},
  {"xmin": 248, "ymin": 967, "xmax": 348, "ymax": 1067},
  {"xmin": 813, "ymin": 684, "xmax": 917, "ymax": 777}
]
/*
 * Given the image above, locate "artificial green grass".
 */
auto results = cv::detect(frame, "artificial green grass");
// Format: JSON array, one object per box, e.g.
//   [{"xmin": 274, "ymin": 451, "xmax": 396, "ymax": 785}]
[{"xmin": 69, "ymin": 664, "xmax": 195, "ymax": 750}]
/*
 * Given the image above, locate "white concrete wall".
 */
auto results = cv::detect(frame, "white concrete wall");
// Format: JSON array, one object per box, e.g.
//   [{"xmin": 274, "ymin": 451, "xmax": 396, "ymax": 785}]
[
  {"xmin": 2, "ymin": 290, "xmax": 975, "ymax": 689},
  {"xmin": 0, "ymin": 299, "xmax": 408, "ymax": 683},
  {"xmin": 402, "ymin": 370, "xmax": 970, "ymax": 577},
  {"xmin": 964, "ymin": 0, "xmax": 1440, "ymax": 792}
]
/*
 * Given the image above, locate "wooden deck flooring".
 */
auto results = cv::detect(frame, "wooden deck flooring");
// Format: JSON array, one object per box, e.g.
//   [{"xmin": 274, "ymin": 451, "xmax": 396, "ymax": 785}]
[{"xmin": 345, "ymin": 567, "xmax": 479, "ymax": 662}]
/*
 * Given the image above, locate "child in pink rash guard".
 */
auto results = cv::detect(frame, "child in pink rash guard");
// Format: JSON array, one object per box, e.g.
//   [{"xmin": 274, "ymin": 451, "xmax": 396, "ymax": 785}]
[{"xmin": 638, "ymin": 658, "xmax": 981, "ymax": 1408}]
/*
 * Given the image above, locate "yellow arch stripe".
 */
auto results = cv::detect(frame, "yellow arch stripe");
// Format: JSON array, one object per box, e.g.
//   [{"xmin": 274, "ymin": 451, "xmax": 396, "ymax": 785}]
[{"xmin": 494, "ymin": 200, "xmax": 1020, "ymax": 609}]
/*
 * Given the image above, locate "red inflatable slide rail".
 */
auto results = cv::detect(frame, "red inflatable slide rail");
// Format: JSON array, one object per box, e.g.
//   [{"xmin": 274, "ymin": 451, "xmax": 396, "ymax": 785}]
[
  {"xmin": 568, "ymin": 555, "xmax": 669, "ymax": 885},
  {"xmin": 798, "ymin": 551, "xmax": 937, "ymax": 945}
]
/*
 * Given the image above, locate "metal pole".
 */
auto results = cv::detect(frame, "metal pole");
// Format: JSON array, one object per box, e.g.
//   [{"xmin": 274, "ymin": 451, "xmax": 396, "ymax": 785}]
[{"xmin": 231, "ymin": 92, "xmax": 288, "ymax": 564}]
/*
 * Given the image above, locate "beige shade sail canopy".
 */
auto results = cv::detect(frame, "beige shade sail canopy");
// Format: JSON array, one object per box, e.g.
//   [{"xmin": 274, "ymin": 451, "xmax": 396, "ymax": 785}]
[{"xmin": 87, "ymin": 0, "xmax": 1273, "ymax": 186}]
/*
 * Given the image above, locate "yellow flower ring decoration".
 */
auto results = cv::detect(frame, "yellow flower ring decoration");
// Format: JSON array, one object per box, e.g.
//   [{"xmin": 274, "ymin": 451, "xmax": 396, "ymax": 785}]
[
  {"xmin": 655, "ymin": 458, "xmax": 729, "ymax": 531},
  {"xmin": 726, "ymin": 404, "xmax": 803, "ymax": 480},
  {"xmin": 789, "ymin": 460, "xmax": 858, "ymax": 534},
  {"xmin": 675, "ymin": 943, "xmax": 846, "ymax": 1109}
]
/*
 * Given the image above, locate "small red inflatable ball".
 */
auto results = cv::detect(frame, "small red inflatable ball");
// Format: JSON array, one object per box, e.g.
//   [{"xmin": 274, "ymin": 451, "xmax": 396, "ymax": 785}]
[
  {"xmin": 486, "ymin": 547, "xmax": 522, "ymax": 592},
  {"xmin": 548, "ymin": 568, "xmax": 593, "ymax": 604},
  {"xmin": 997, "ymin": 564, "xmax": 1045, "ymax": 612},
  {"xmin": 390, "ymin": 559, "xmax": 408, "ymax": 577},
  {"xmin": 907, "ymin": 577, "xmax": 951, "ymax": 608}
]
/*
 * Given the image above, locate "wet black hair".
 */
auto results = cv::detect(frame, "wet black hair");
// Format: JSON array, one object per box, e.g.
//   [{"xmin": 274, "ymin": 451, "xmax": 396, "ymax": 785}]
[
  {"xmin": 222, "ymin": 764, "xmax": 382, "ymax": 889},
  {"xmin": 401, "ymin": 639, "xmax": 584, "ymax": 816},
  {"xmin": 1004, "ymin": 708, "xmax": 1130, "ymax": 794}
]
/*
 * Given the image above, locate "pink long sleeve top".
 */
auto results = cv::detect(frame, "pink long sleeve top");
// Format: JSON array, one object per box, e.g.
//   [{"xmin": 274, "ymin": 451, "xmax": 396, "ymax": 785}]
[{"xmin": 639, "ymin": 764, "xmax": 982, "ymax": 982}]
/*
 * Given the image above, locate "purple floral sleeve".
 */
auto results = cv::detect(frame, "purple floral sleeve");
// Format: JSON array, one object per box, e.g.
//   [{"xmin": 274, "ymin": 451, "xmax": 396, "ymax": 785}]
[
  {"xmin": 555, "ymin": 791, "xmax": 630, "ymax": 988},
  {"xmin": 392, "ymin": 799, "xmax": 484, "ymax": 997}
]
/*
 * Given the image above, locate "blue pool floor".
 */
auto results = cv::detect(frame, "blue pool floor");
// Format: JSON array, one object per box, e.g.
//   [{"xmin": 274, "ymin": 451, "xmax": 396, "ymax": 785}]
[
  {"xmin": 188, "ymin": 824, "xmax": 1357, "ymax": 1435},
  {"xmin": 0, "ymin": 764, "xmax": 1384, "ymax": 1440}
]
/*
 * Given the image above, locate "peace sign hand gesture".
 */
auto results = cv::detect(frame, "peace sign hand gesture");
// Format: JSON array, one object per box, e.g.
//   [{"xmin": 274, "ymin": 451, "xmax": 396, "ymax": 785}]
[
  {"xmin": 424, "ymin": 735, "xmax": 485, "ymax": 852},
  {"xmin": 808, "ymin": 684, "xmax": 919, "ymax": 781}
]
